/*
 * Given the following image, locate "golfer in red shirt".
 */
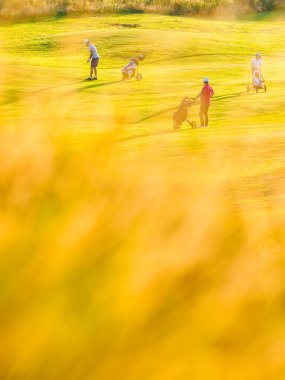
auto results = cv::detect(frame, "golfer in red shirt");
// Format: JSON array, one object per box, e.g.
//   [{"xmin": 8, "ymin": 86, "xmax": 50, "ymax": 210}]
[{"xmin": 195, "ymin": 78, "xmax": 214, "ymax": 127}]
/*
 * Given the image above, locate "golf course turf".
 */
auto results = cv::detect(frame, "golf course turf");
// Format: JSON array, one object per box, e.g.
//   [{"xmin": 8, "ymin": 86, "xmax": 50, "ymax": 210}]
[{"xmin": 1, "ymin": 11, "xmax": 285, "ymax": 380}]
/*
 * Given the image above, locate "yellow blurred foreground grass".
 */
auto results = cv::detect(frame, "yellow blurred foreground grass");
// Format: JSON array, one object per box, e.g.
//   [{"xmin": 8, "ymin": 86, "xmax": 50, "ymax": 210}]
[
  {"xmin": 1, "ymin": 12, "xmax": 285, "ymax": 380},
  {"xmin": 1, "ymin": 108, "xmax": 285, "ymax": 380}
]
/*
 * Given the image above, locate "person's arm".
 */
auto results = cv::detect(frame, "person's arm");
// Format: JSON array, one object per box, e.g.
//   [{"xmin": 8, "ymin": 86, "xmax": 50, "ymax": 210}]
[
  {"xmin": 211, "ymin": 88, "xmax": 214, "ymax": 98},
  {"xmin": 194, "ymin": 91, "xmax": 202, "ymax": 101},
  {"xmin": 87, "ymin": 48, "xmax": 92, "ymax": 63}
]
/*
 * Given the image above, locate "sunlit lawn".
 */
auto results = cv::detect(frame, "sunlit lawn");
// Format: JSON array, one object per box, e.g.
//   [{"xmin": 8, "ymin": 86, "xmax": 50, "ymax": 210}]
[{"xmin": 1, "ymin": 12, "xmax": 285, "ymax": 380}]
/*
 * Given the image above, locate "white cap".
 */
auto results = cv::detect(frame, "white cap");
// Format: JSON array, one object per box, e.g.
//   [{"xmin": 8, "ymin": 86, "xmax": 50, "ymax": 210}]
[
  {"xmin": 256, "ymin": 52, "xmax": 261, "ymax": 57},
  {"xmin": 84, "ymin": 38, "xmax": 89, "ymax": 45},
  {"xmin": 203, "ymin": 77, "xmax": 209, "ymax": 83}
]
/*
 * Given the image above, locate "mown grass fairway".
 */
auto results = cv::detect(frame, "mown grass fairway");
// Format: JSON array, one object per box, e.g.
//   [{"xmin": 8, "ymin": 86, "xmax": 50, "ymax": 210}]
[
  {"xmin": 1, "ymin": 13, "xmax": 285, "ymax": 188},
  {"xmin": 1, "ymin": 12, "xmax": 285, "ymax": 380}
]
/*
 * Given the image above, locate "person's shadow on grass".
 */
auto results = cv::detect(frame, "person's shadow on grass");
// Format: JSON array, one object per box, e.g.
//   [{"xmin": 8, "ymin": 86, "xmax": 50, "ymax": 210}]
[
  {"xmin": 116, "ymin": 129, "xmax": 175, "ymax": 143},
  {"xmin": 134, "ymin": 90, "xmax": 256, "ymax": 124},
  {"xmin": 68, "ymin": 80, "xmax": 123, "ymax": 95},
  {"xmin": 0, "ymin": 80, "xmax": 85, "ymax": 107}
]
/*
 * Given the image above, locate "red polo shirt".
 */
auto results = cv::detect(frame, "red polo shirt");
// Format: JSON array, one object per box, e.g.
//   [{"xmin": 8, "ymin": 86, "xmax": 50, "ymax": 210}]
[{"xmin": 201, "ymin": 84, "xmax": 214, "ymax": 106}]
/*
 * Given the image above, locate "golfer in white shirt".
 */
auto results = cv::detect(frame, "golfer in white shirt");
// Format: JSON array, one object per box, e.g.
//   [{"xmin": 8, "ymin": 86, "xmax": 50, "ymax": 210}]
[{"xmin": 84, "ymin": 39, "xmax": 100, "ymax": 81}]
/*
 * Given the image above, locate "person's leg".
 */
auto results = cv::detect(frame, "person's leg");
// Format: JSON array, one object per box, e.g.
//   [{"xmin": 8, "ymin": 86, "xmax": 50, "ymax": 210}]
[
  {"xmin": 90, "ymin": 59, "xmax": 96, "ymax": 79},
  {"xmin": 94, "ymin": 59, "xmax": 99, "ymax": 79},
  {"xmin": 88, "ymin": 64, "xmax": 94, "ymax": 79},
  {"xmin": 204, "ymin": 106, "xmax": 209, "ymax": 126},
  {"xmin": 199, "ymin": 106, "xmax": 205, "ymax": 126}
]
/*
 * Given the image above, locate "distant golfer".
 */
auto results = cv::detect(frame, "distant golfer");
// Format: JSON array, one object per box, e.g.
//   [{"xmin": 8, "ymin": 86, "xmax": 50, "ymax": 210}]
[
  {"xmin": 251, "ymin": 52, "xmax": 262, "ymax": 81},
  {"xmin": 84, "ymin": 39, "xmax": 100, "ymax": 81},
  {"xmin": 195, "ymin": 78, "xmax": 214, "ymax": 128}
]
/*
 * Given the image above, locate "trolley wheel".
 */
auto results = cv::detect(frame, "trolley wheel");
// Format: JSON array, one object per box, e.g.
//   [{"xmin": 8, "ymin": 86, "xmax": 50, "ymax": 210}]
[
  {"xmin": 136, "ymin": 74, "xmax": 143, "ymax": 81},
  {"xmin": 247, "ymin": 85, "xmax": 250, "ymax": 93},
  {"xmin": 264, "ymin": 85, "xmax": 267, "ymax": 92},
  {"xmin": 191, "ymin": 121, "xmax": 197, "ymax": 128},
  {"xmin": 256, "ymin": 87, "xmax": 259, "ymax": 93}
]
